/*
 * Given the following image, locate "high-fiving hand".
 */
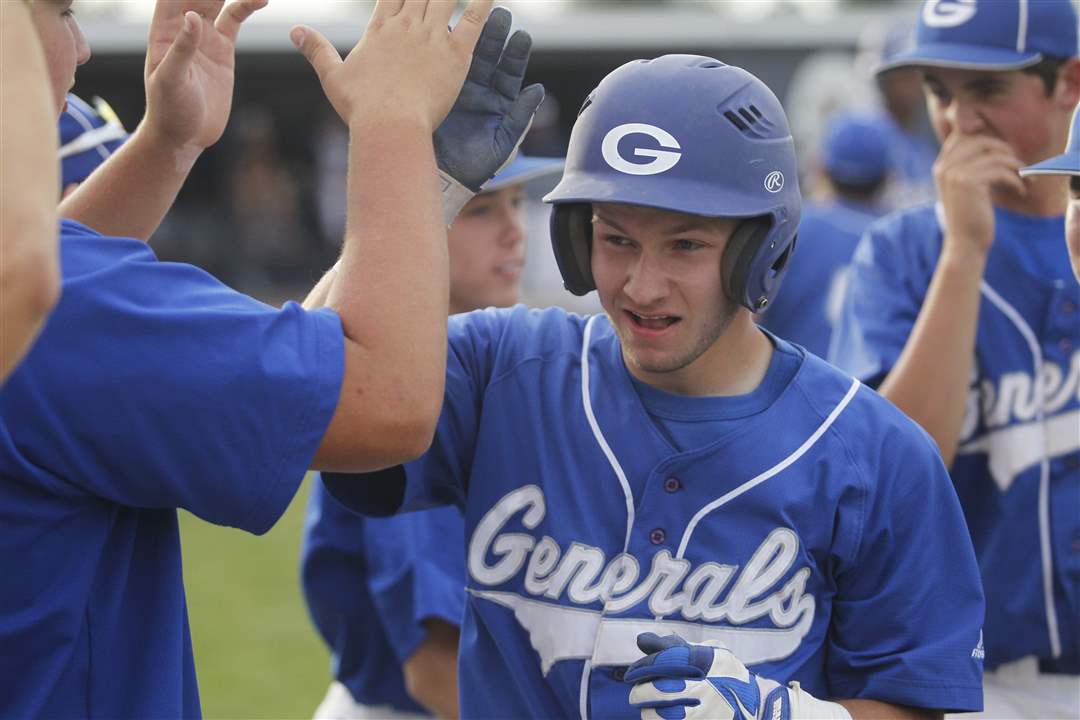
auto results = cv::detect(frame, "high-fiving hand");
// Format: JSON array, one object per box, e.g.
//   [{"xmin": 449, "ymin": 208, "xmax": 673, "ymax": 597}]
[
  {"xmin": 144, "ymin": 0, "xmax": 267, "ymax": 153},
  {"xmin": 290, "ymin": 0, "xmax": 494, "ymax": 135}
]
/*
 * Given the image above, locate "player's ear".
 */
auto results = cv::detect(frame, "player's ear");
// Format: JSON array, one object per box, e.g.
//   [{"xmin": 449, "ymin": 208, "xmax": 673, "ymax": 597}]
[{"xmin": 1053, "ymin": 57, "xmax": 1080, "ymax": 110}]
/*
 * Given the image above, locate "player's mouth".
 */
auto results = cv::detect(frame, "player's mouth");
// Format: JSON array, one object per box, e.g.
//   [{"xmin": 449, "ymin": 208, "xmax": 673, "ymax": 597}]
[
  {"xmin": 624, "ymin": 310, "xmax": 680, "ymax": 338},
  {"xmin": 494, "ymin": 261, "xmax": 524, "ymax": 282}
]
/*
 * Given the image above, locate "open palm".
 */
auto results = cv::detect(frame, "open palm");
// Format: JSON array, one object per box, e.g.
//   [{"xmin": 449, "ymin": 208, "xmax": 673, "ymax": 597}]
[{"xmin": 144, "ymin": 0, "xmax": 266, "ymax": 151}]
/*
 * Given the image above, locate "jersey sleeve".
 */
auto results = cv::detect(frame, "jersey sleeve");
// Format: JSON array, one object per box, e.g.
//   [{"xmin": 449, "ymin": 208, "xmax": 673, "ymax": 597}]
[
  {"xmin": 828, "ymin": 211, "xmax": 934, "ymax": 388},
  {"xmin": 361, "ymin": 506, "xmax": 467, "ymax": 664},
  {"xmin": 8, "ymin": 229, "xmax": 344, "ymax": 534},
  {"xmin": 826, "ymin": 406, "xmax": 985, "ymax": 712},
  {"xmin": 323, "ymin": 306, "xmax": 517, "ymax": 516}
]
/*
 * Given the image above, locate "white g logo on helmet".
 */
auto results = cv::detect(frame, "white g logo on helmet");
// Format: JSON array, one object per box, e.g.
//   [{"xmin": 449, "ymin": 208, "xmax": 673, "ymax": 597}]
[
  {"xmin": 922, "ymin": 0, "xmax": 977, "ymax": 28},
  {"xmin": 601, "ymin": 123, "xmax": 682, "ymax": 176}
]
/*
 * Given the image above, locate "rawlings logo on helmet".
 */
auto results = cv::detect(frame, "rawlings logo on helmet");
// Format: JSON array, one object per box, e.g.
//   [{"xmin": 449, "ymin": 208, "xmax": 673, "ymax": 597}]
[
  {"xmin": 601, "ymin": 123, "xmax": 682, "ymax": 176},
  {"xmin": 922, "ymin": 0, "xmax": 977, "ymax": 28},
  {"xmin": 764, "ymin": 171, "xmax": 785, "ymax": 193}
]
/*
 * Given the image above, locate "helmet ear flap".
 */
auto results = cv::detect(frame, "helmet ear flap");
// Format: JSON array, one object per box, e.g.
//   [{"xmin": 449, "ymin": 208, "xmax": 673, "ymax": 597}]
[
  {"xmin": 550, "ymin": 203, "xmax": 596, "ymax": 296},
  {"xmin": 721, "ymin": 217, "xmax": 772, "ymax": 309}
]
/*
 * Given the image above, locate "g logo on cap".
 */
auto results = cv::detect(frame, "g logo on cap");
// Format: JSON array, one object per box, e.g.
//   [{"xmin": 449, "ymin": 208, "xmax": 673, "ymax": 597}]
[
  {"xmin": 922, "ymin": 0, "xmax": 977, "ymax": 28},
  {"xmin": 764, "ymin": 171, "xmax": 785, "ymax": 193},
  {"xmin": 601, "ymin": 123, "xmax": 682, "ymax": 176}
]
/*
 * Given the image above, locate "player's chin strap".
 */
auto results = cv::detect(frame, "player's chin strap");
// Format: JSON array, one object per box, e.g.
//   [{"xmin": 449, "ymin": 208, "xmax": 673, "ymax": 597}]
[{"xmin": 625, "ymin": 633, "xmax": 853, "ymax": 720}]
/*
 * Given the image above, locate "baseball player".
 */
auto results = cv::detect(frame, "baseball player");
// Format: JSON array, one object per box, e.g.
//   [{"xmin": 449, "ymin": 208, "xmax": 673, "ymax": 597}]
[
  {"xmin": 59, "ymin": 93, "xmax": 128, "ymax": 193},
  {"xmin": 302, "ymin": 153, "xmax": 563, "ymax": 720},
  {"xmin": 830, "ymin": 1, "xmax": 1080, "ymax": 717},
  {"xmin": 324, "ymin": 55, "xmax": 985, "ymax": 720},
  {"xmin": 760, "ymin": 113, "xmax": 892, "ymax": 357},
  {"xmin": 0, "ymin": 0, "xmax": 60, "ymax": 383},
  {"xmin": 1020, "ymin": 108, "xmax": 1080, "ymax": 282},
  {"xmin": 0, "ymin": 0, "xmax": 542, "ymax": 716}
]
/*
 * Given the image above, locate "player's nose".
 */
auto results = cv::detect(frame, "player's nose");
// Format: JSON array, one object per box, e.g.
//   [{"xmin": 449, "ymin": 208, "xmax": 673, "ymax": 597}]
[
  {"xmin": 622, "ymin": 250, "xmax": 669, "ymax": 306},
  {"xmin": 945, "ymin": 96, "xmax": 986, "ymax": 136}
]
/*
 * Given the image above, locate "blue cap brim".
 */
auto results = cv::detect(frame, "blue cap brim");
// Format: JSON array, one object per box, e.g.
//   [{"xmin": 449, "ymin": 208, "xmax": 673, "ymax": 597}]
[
  {"xmin": 1020, "ymin": 152, "xmax": 1080, "ymax": 177},
  {"xmin": 483, "ymin": 156, "xmax": 564, "ymax": 194},
  {"xmin": 876, "ymin": 44, "xmax": 1043, "ymax": 74}
]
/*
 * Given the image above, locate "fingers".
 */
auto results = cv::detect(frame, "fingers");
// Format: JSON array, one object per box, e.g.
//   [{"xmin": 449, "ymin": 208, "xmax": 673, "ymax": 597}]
[
  {"xmin": 464, "ymin": 6, "xmax": 509, "ymax": 88},
  {"xmin": 153, "ymin": 11, "xmax": 204, "ymax": 87},
  {"xmin": 424, "ymin": 0, "xmax": 459, "ymax": 28},
  {"xmin": 399, "ymin": 0, "xmax": 428, "ymax": 20},
  {"xmin": 452, "ymin": 0, "xmax": 496, "ymax": 58},
  {"xmin": 498, "ymin": 82, "xmax": 544, "ymax": 144},
  {"xmin": 215, "ymin": 0, "xmax": 267, "ymax": 41},
  {"xmin": 371, "ymin": 0, "xmax": 407, "ymax": 23},
  {"xmin": 290, "ymin": 25, "xmax": 343, "ymax": 84},
  {"xmin": 492, "ymin": 29, "xmax": 532, "ymax": 99}
]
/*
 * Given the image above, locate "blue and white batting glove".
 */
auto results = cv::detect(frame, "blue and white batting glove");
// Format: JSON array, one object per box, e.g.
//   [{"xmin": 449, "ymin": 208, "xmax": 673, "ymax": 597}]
[
  {"xmin": 625, "ymin": 633, "xmax": 852, "ymax": 720},
  {"xmin": 435, "ymin": 6, "xmax": 545, "ymax": 225}
]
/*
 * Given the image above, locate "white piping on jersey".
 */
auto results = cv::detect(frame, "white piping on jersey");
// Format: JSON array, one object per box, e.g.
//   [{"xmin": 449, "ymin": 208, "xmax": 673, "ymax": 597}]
[
  {"xmin": 59, "ymin": 124, "xmax": 127, "ymax": 160},
  {"xmin": 675, "ymin": 377, "xmax": 861, "ymax": 560},
  {"xmin": 581, "ymin": 314, "xmax": 635, "ymax": 554},
  {"xmin": 579, "ymin": 661, "xmax": 591, "ymax": 720},
  {"xmin": 1017, "ymin": 0, "xmax": 1029, "ymax": 53},
  {"xmin": 978, "ymin": 281, "xmax": 1061, "ymax": 658}
]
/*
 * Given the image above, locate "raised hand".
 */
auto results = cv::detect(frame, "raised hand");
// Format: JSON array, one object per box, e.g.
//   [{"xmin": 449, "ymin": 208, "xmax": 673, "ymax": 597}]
[
  {"xmin": 291, "ymin": 0, "xmax": 494, "ymax": 134},
  {"xmin": 934, "ymin": 132, "xmax": 1026, "ymax": 258},
  {"xmin": 144, "ymin": 0, "xmax": 267, "ymax": 153},
  {"xmin": 434, "ymin": 7, "xmax": 545, "ymax": 191}
]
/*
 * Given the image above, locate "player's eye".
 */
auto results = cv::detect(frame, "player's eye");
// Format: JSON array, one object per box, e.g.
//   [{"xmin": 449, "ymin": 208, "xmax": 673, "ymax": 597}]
[
  {"xmin": 672, "ymin": 239, "xmax": 703, "ymax": 251},
  {"xmin": 1070, "ymin": 175, "xmax": 1080, "ymax": 198},
  {"xmin": 601, "ymin": 233, "xmax": 632, "ymax": 248}
]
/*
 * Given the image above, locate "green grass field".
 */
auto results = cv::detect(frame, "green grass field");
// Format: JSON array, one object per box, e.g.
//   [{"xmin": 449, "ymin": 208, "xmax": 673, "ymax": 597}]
[{"xmin": 180, "ymin": 477, "xmax": 330, "ymax": 719}]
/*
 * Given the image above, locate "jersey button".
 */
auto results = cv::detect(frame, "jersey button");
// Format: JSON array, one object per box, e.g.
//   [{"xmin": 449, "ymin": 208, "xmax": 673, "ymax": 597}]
[
  {"xmin": 1058, "ymin": 338, "xmax": 1074, "ymax": 354},
  {"xmin": 1062, "ymin": 301, "xmax": 1077, "ymax": 315},
  {"xmin": 612, "ymin": 667, "xmax": 627, "ymax": 682},
  {"xmin": 1065, "ymin": 455, "xmax": 1080, "ymax": 471},
  {"xmin": 664, "ymin": 477, "xmax": 682, "ymax": 493},
  {"xmin": 649, "ymin": 528, "xmax": 666, "ymax": 545}
]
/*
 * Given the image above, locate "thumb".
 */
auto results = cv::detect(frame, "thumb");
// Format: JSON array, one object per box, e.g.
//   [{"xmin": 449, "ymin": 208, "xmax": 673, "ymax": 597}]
[
  {"xmin": 153, "ymin": 11, "xmax": 203, "ymax": 86},
  {"xmin": 290, "ymin": 25, "xmax": 342, "ymax": 85}
]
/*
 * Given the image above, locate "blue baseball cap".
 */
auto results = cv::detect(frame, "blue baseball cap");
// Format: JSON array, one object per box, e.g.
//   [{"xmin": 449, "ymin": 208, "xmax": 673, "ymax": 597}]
[
  {"xmin": 482, "ymin": 154, "xmax": 564, "ymax": 194},
  {"xmin": 821, "ymin": 114, "xmax": 892, "ymax": 185},
  {"xmin": 1020, "ymin": 107, "xmax": 1080, "ymax": 176},
  {"xmin": 59, "ymin": 94, "xmax": 128, "ymax": 187},
  {"xmin": 877, "ymin": 0, "xmax": 1079, "ymax": 74}
]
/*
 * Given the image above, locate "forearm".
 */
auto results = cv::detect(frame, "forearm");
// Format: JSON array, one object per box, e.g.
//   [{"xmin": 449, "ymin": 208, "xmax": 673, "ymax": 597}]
[
  {"xmin": 878, "ymin": 247, "xmax": 985, "ymax": 465},
  {"xmin": 402, "ymin": 619, "xmax": 460, "ymax": 719},
  {"xmin": 837, "ymin": 699, "xmax": 941, "ymax": 720},
  {"xmin": 330, "ymin": 119, "xmax": 448, "ymax": 423},
  {"xmin": 58, "ymin": 122, "xmax": 200, "ymax": 241},
  {"xmin": 0, "ymin": 1, "xmax": 61, "ymax": 380}
]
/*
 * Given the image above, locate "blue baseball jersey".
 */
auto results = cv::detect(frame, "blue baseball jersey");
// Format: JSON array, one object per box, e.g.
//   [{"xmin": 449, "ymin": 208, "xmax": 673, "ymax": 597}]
[
  {"xmin": 301, "ymin": 480, "xmax": 466, "ymax": 715},
  {"xmin": 0, "ymin": 220, "xmax": 344, "ymax": 718},
  {"xmin": 759, "ymin": 200, "xmax": 883, "ymax": 357},
  {"xmin": 59, "ymin": 94, "xmax": 127, "ymax": 187},
  {"xmin": 326, "ymin": 305, "xmax": 985, "ymax": 719},
  {"xmin": 831, "ymin": 203, "xmax": 1080, "ymax": 673}
]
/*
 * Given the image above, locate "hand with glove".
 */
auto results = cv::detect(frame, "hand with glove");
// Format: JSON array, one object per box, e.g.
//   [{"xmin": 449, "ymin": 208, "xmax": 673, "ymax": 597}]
[
  {"xmin": 434, "ymin": 6, "xmax": 545, "ymax": 225},
  {"xmin": 625, "ymin": 633, "xmax": 853, "ymax": 720}
]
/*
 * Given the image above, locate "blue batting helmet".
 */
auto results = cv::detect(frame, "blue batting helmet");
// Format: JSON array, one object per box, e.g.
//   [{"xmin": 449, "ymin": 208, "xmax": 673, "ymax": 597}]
[{"xmin": 543, "ymin": 55, "xmax": 801, "ymax": 312}]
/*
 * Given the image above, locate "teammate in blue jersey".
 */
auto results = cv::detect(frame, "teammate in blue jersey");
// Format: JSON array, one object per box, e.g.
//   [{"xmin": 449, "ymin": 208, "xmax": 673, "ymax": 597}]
[
  {"xmin": 0, "ymin": 1, "xmax": 543, "ymax": 717},
  {"xmin": 1021, "ymin": 108, "xmax": 1080, "ymax": 282},
  {"xmin": 302, "ymin": 153, "xmax": 563, "ymax": 720},
  {"xmin": 831, "ymin": 1, "xmax": 1080, "ymax": 717},
  {"xmin": 325, "ymin": 55, "xmax": 985, "ymax": 720},
  {"xmin": 760, "ymin": 114, "xmax": 890, "ymax": 357},
  {"xmin": 59, "ymin": 93, "xmax": 128, "ymax": 192}
]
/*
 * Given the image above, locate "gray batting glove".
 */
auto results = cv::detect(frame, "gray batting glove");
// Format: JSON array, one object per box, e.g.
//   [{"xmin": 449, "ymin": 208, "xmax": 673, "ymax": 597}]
[{"xmin": 436, "ymin": 6, "xmax": 545, "ymax": 225}]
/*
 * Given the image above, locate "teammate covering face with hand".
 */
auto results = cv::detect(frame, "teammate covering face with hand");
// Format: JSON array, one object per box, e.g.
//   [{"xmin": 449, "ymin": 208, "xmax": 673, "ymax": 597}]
[
  {"xmin": 302, "ymin": 153, "xmax": 563, "ymax": 720},
  {"xmin": 325, "ymin": 55, "xmax": 984, "ymax": 720},
  {"xmin": 831, "ymin": 2, "xmax": 1080, "ymax": 717},
  {"xmin": 0, "ymin": 0, "xmax": 543, "ymax": 717}
]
